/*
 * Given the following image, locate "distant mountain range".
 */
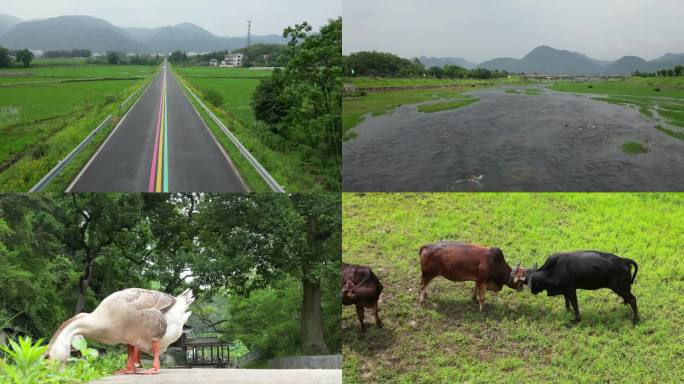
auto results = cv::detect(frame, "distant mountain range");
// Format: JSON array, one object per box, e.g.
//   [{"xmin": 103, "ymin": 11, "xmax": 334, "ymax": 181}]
[
  {"xmin": 0, "ymin": 15, "xmax": 286, "ymax": 53},
  {"xmin": 419, "ymin": 46, "xmax": 684, "ymax": 75},
  {"xmin": 0, "ymin": 14, "xmax": 21, "ymax": 36},
  {"xmin": 479, "ymin": 46, "xmax": 684, "ymax": 75}
]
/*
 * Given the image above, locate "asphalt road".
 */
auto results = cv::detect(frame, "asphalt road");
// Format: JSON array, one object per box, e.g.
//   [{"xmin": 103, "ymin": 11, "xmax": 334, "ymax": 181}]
[
  {"xmin": 68, "ymin": 63, "xmax": 248, "ymax": 192},
  {"xmin": 89, "ymin": 369, "xmax": 342, "ymax": 384}
]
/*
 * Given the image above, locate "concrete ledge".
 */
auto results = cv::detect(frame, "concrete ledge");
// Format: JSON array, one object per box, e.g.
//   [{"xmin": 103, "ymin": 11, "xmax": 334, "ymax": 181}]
[{"xmin": 268, "ymin": 355, "xmax": 342, "ymax": 369}]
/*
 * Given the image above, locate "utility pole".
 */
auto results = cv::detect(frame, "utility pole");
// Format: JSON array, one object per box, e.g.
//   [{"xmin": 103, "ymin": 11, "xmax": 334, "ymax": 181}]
[{"xmin": 247, "ymin": 20, "xmax": 252, "ymax": 48}]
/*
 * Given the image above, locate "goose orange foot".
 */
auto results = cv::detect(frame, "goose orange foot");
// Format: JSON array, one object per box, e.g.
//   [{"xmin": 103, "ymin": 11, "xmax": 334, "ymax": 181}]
[
  {"xmin": 115, "ymin": 345, "xmax": 139, "ymax": 375},
  {"xmin": 142, "ymin": 339, "xmax": 161, "ymax": 375}
]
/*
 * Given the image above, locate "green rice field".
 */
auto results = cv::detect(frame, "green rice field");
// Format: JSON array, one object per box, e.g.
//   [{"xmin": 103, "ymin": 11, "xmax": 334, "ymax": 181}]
[{"xmin": 0, "ymin": 63, "xmax": 155, "ymax": 191}]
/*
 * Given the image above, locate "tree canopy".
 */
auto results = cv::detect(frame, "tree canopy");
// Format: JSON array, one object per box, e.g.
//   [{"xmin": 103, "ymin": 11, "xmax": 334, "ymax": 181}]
[
  {"xmin": 251, "ymin": 18, "xmax": 342, "ymax": 191},
  {"xmin": 0, "ymin": 193, "xmax": 340, "ymax": 359}
]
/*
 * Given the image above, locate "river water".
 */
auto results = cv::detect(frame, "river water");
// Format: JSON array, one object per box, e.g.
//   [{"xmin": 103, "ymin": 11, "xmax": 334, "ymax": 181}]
[{"xmin": 342, "ymin": 87, "xmax": 684, "ymax": 191}]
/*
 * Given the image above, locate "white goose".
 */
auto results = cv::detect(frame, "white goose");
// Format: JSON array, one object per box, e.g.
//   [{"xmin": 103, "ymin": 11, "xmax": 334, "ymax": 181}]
[{"xmin": 46, "ymin": 288, "xmax": 194, "ymax": 375}]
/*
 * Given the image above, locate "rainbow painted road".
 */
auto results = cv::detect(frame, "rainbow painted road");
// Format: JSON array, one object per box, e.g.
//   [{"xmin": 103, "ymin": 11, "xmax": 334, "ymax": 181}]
[
  {"xmin": 148, "ymin": 69, "xmax": 169, "ymax": 192},
  {"xmin": 68, "ymin": 60, "xmax": 248, "ymax": 192}
]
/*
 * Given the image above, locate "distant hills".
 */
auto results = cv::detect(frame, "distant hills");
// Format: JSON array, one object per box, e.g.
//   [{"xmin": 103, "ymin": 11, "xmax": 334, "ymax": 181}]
[
  {"xmin": 416, "ymin": 56, "xmax": 477, "ymax": 70},
  {"xmin": 0, "ymin": 14, "xmax": 21, "ymax": 36},
  {"xmin": 478, "ymin": 46, "xmax": 684, "ymax": 75},
  {"xmin": 0, "ymin": 15, "xmax": 286, "ymax": 53},
  {"xmin": 418, "ymin": 45, "xmax": 684, "ymax": 75}
]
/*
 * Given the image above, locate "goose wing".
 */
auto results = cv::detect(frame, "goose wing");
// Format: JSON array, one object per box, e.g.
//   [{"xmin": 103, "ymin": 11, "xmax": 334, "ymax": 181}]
[{"xmin": 115, "ymin": 288, "xmax": 176, "ymax": 312}]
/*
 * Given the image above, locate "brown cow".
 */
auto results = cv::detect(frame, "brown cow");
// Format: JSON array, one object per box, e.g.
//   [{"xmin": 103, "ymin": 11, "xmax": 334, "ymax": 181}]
[
  {"xmin": 342, "ymin": 263, "xmax": 383, "ymax": 331},
  {"xmin": 418, "ymin": 242, "xmax": 524, "ymax": 311}
]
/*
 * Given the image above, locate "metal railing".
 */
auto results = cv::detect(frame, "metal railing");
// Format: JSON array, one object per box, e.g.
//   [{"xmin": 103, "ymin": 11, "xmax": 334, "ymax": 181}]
[{"xmin": 176, "ymin": 75, "xmax": 285, "ymax": 192}]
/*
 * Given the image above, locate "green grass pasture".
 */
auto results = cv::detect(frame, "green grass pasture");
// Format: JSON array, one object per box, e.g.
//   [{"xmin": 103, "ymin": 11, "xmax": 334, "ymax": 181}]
[{"xmin": 342, "ymin": 193, "xmax": 684, "ymax": 384}]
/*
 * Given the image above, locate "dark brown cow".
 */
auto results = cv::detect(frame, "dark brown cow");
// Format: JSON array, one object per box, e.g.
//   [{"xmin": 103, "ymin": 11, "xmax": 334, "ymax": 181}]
[
  {"xmin": 342, "ymin": 263, "xmax": 383, "ymax": 330},
  {"xmin": 419, "ymin": 242, "xmax": 524, "ymax": 311}
]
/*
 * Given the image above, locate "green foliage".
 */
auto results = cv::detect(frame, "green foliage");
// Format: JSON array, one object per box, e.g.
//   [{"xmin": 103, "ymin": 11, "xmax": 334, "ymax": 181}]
[
  {"xmin": 1, "ymin": 193, "xmax": 340, "ymax": 361},
  {"xmin": 203, "ymin": 88, "xmax": 224, "ymax": 107},
  {"xmin": 342, "ymin": 193, "xmax": 684, "ymax": 383},
  {"xmin": 43, "ymin": 50, "xmax": 92, "ymax": 59},
  {"xmin": 0, "ymin": 336, "xmax": 124, "ymax": 384},
  {"xmin": 344, "ymin": 50, "xmax": 508, "ymax": 79},
  {"xmin": 251, "ymin": 18, "xmax": 342, "ymax": 191},
  {"xmin": 233, "ymin": 44, "xmax": 288, "ymax": 67},
  {"xmin": 194, "ymin": 193, "xmax": 341, "ymax": 354},
  {"xmin": 105, "ymin": 52, "xmax": 120, "ymax": 65},
  {"xmin": 0, "ymin": 46, "xmax": 11, "ymax": 68},
  {"xmin": 168, "ymin": 51, "xmax": 188, "ymax": 65},
  {"xmin": 15, "ymin": 50, "xmax": 34, "ymax": 68}
]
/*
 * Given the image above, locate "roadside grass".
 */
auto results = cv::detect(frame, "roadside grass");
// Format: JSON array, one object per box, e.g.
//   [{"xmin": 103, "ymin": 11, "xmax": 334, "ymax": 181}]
[
  {"xmin": 342, "ymin": 193, "xmax": 684, "ymax": 384},
  {"xmin": 417, "ymin": 97, "xmax": 479, "ymax": 113},
  {"xmin": 0, "ymin": 66, "xmax": 156, "ymax": 191},
  {"xmin": 173, "ymin": 68, "xmax": 325, "ymax": 192},
  {"xmin": 621, "ymin": 141, "xmax": 649, "ymax": 154}
]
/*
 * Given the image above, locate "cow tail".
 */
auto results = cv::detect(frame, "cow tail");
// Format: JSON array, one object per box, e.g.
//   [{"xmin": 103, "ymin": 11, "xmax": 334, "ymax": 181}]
[{"xmin": 627, "ymin": 259, "xmax": 638, "ymax": 284}]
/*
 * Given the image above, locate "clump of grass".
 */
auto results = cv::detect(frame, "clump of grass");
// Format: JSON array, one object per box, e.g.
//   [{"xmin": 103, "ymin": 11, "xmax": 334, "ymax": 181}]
[
  {"xmin": 505, "ymin": 89, "xmax": 521, "ymax": 94},
  {"xmin": 654, "ymin": 88, "xmax": 661, "ymax": 92},
  {"xmin": 417, "ymin": 98, "xmax": 479, "ymax": 113},
  {"xmin": 524, "ymin": 88, "xmax": 542, "ymax": 96},
  {"xmin": 621, "ymin": 141, "xmax": 650, "ymax": 154},
  {"xmin": 203, "ymin": 88, "xmax": 224, "ymax": 107},
  {"xmin": 588, "ymin": 84, "xmax": 594, "ymax": 88},
  {"xmin": 655, "ymin": 124, "xmax": 684, "ymax": 141}
]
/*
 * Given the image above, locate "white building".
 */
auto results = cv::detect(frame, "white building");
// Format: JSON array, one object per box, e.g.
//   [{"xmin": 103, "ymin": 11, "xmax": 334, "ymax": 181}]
[
  {"xmin": 220, "ymin": 53, "xmax": 244, "ymax": 67},
  {"xmin": 209, "ymin": 58, "xmax": 218, "ymax": 67}
]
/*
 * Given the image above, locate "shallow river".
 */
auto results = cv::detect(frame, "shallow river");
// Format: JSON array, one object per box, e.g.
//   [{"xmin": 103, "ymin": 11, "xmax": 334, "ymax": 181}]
[{"xmin": 342, "ymin": 87, "xmax": 684, "ymax": 191}]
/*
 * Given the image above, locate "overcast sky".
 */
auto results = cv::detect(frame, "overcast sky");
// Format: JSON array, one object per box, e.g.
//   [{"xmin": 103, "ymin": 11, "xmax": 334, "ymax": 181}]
[
  {"xmin": 344, "ymin": 0, "xmax": 684, "ymax": 62},
  {"xmin": 3, "ymin": 0, "xmax": 340, "ymax": 36}
]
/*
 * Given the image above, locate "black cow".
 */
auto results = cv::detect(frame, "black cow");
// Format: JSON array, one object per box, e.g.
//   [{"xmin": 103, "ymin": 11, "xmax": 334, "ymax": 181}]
[
  {"xmin": 517, "ymin": 251, "xmax": 639, "ymax": 324},
  {"xmin": 342, "ymin": 263, "xmax": 383, "ymax": 331}
]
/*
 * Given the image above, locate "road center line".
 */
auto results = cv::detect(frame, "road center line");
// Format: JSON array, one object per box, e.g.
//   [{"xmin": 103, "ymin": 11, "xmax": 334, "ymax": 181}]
[{"xmin": 148, "ymin": 70, "xmax": 165, "ymax": 192}]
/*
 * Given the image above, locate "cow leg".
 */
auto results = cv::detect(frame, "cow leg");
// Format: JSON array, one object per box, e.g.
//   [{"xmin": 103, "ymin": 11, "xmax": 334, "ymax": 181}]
[
  {"xmin": 471, "ymin": 285, "xmax": 478, "ymax": 302},
  {"xmin": 563, "ymin": 294, "xmax": 571, "ymax": 311},
  {"xmin": 477, "ymin": 282, "xmax": 487, "ymax": 312},
  {"xmin": 613, "ymin": 288, "xmax": 639, "ymax": 325},
  {"xmin": 419, "ymin": 275, "xmax": 434, "ymax": 304},
  {"xmin": 568, "ymin": 290, "xmax": 580, "ymax": 323},
  {"xmin": 371, "ymin": 301, "xmax": 383, "ymax": 328},
  {"xmin": 355, "ymin": 305, "xmax": 366, "ymax": 331}
]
